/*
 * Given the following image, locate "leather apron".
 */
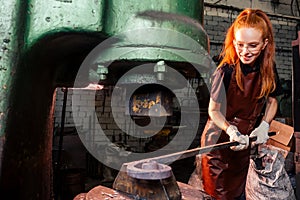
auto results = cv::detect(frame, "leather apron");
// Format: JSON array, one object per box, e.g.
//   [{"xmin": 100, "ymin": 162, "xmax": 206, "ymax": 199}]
[{"xmin": 201, "ymin": 68, "xmax": 265, "ymax": 200}]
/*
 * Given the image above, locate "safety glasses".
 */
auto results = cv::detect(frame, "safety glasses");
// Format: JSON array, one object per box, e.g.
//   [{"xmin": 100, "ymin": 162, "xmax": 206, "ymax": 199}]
[{"xmin": 234, "ymin": 40, "xmax": 264, "ymax": 54}]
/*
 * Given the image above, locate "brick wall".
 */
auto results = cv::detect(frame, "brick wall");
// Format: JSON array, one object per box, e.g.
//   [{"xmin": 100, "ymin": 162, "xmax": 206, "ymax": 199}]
[
  {"xmin": 54, "ymin": 82, "xmax": 208, "ymax": 154},
  {"xmin": 204, "ymin": 0, "xmax": 300, "ymax": 17}
]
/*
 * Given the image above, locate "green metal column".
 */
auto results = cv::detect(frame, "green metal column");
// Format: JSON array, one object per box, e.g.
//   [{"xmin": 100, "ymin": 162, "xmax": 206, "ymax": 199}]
[
  {"xmin": 25, "ymin": 0, "xmax": 105, "ymax": 49},
  {"xmin": 0, "ymin": 0, "xmax": 105, "ymax": 199},
  {"xmin": 0, "ymin": 0, "xmax": 24, "ymax": 137},
  {"xmin": 97, "ymin": 0, "xmax": 210, "ymax": 64},
  {"xmin": 0, "ymin": 0, "xmax": 106, "ymax": 136},
  {"xmin": 104, "ymin": 0, "xmax": 205, "ymax": 36}
]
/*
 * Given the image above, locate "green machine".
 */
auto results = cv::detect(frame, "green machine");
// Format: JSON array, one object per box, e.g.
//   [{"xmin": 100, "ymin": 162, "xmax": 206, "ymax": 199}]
[{"xmin": 0, "ymin": 0, "xmax": 212, "ymax": 199}]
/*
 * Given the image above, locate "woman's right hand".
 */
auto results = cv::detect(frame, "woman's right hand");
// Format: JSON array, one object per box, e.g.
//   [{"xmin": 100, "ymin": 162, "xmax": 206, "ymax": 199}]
[{"xmin": 226, "ymin": 125, "xmax": 249, "ymax": 151}]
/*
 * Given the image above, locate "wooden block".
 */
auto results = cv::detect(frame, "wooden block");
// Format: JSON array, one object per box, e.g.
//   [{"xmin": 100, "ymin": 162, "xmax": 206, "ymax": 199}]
[{"xmin": 267, "ymin": 120, "xmax": 294, "ymax": 153}]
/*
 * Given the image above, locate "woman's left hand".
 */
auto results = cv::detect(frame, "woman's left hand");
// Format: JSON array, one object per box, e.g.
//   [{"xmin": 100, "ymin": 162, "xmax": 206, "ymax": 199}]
[{"xmin": 249, "ymin": 120, "xmax": 270, "ymax": 145}]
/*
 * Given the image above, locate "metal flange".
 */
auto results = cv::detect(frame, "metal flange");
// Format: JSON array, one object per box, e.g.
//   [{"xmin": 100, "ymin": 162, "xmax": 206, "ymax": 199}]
[{"xmin": 126, "ymin": 160, "xmax": 172, "ymax": 180}]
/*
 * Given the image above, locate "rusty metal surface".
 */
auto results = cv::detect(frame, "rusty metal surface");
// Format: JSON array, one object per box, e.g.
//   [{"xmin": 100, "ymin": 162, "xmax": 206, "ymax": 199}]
[
  {"xmin": 83, "ymin": 182, "xmax": 212, "ymax": 200},
  {"xmin": 177, "ymin": 182, "xmax": 213, "ymax": 200},
  {"xmin": 73, "ymin": 193, "xmax": 87, "ymax": 200},
  {"xmin": 85, "ymin": 185, "xmax": 132, "ymax": 200},
  {"xmin": 113, "ymin": 164, "xmax": 181, "ymax": 200}
]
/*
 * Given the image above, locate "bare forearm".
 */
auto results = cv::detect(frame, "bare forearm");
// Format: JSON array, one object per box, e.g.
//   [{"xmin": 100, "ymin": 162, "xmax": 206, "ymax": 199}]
[
  {"xmin": 209, "ymin": 110, "xmax": 230, "ymax": 131},
  {"xmin": 262, "ymin": 96, "xmax": 278, "ymax": 124},
  {"xmin": 208, "ymin": 98, "xmax": 230, "ymax": 132}
]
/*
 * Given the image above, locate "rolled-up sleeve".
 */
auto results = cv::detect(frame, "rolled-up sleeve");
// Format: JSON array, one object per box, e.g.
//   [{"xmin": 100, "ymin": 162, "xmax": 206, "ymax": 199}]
[
  {"xmin": 210, "ymin": 68, "xmax": 227, "ymax": 103},
  {"xmin": 269, "ymin": 65, "xmax": 283, "ymax": 97}
]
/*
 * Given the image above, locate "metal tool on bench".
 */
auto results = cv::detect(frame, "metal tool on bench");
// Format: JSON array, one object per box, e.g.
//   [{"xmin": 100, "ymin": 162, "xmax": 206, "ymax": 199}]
[{"xmin": 112, "ymin": 132, "xmax": 277, "ymax": 200}]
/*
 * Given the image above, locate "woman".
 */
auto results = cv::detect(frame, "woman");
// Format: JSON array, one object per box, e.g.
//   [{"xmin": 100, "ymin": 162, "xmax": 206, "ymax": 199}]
[{"xmin": 201, "ymin": 8, "xmax": 282, "ymax": 199}]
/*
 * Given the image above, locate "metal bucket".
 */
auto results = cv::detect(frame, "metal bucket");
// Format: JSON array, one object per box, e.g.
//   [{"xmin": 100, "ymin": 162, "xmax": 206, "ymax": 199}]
[{"xmin": 60, "ymin": 168, "xmax": 85, "ymax": 200}]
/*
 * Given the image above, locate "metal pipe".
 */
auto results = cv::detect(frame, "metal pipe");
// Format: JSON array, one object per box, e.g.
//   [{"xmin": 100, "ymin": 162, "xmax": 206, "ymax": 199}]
[
  {"xmin": 54, "ymin": 87, "xmax": 68, "ymax": 200},
  {"xmin": 57, "ymin": 87, "xmax": 68, "ymax": 169},
  {"xmin": 131, "ymin": 132, "xmax": 276, "ymax": 165}
]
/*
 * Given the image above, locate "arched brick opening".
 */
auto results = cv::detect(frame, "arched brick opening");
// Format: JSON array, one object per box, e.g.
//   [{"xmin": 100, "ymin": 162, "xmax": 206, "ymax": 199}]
[{"xmin": 0, "ymin": 33, "xmax": 104, "ymax": 199}]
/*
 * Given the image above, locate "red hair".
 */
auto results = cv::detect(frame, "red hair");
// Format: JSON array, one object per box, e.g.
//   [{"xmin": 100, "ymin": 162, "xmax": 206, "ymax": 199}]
[{"xmin": 218, "ymin": 8, "xmax": 276, "ymax": 98}]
